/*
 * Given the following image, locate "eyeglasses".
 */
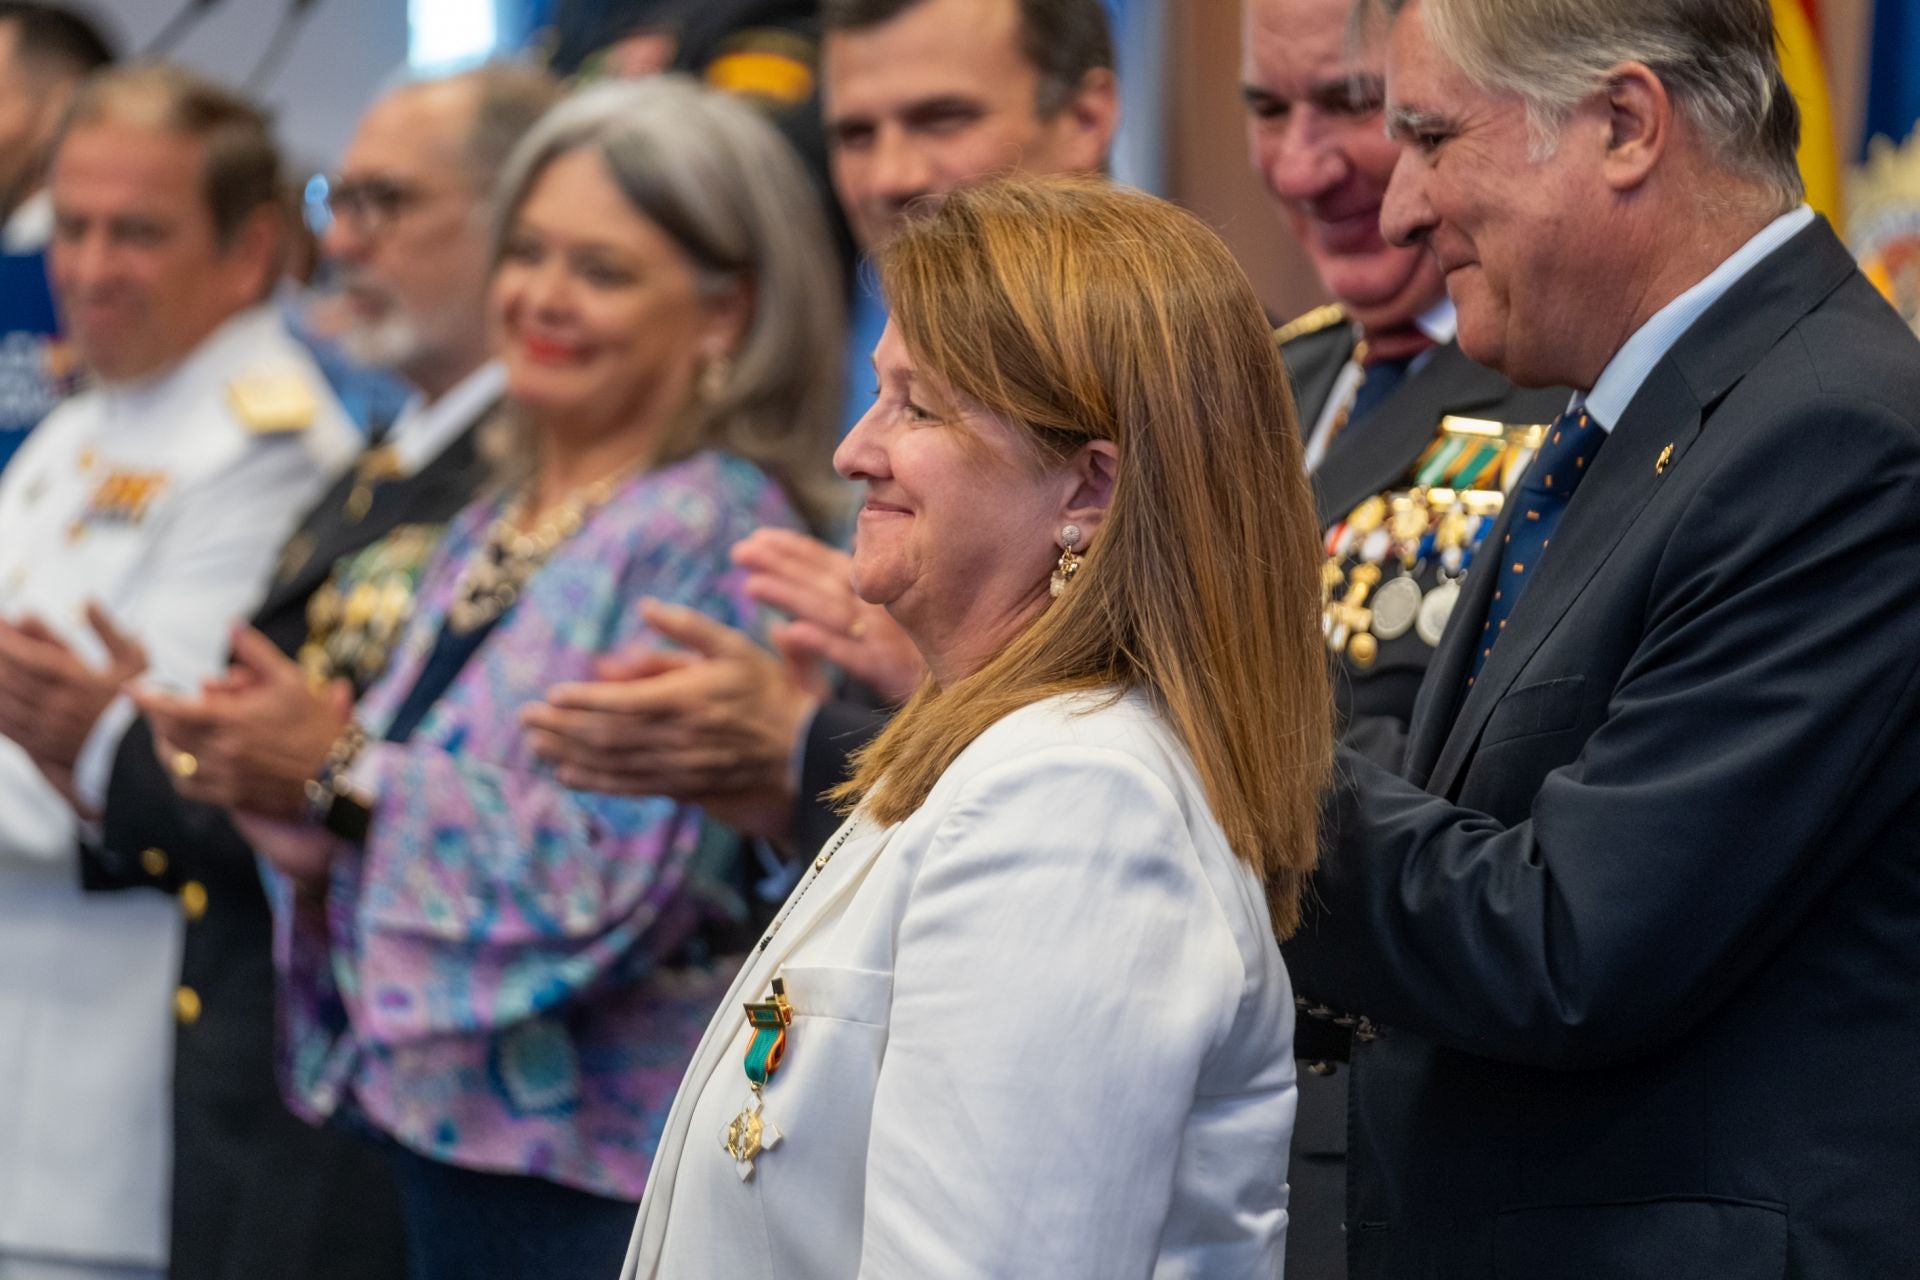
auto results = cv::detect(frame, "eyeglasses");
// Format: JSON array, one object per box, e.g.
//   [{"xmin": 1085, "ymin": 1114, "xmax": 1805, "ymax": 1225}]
[{"xmin": 305, "ymin": 173, "xmax": 436, "ymax": 238}]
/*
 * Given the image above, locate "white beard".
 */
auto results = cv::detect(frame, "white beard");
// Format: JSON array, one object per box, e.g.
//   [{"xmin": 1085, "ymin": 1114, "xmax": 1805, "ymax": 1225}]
[{"xmin": 337, "ymin": 309, "xmax": 425, "ymax": 370}]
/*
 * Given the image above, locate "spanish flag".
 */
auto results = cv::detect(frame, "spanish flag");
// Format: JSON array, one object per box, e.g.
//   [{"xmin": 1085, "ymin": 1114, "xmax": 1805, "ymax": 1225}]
[{"xmin": 1773, "ymin": 0, "xmax": 1843, "ymax": 221}]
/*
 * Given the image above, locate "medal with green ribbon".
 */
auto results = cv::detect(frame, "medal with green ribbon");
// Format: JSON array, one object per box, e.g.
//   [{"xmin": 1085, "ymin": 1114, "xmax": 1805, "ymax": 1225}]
[{"xmin": 722, "ymin": 977, "xmax": 792, "ymax": 1178}]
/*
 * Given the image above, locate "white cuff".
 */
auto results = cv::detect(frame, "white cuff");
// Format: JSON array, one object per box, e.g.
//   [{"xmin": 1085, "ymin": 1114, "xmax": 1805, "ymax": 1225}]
[
  {"xmin": 345, "ymin": 736, "xmax": 383, "ymax": 798},
  {"xmin": 74, "ymin": 693, "xmax": 138, "ymax": 816}
]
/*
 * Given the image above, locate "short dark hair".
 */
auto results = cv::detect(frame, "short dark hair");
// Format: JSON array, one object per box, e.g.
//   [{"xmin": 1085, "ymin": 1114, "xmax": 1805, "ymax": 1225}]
[
  {"xmin": 62, "ymin": 64, "xmax": 280, "ymax": 249},
  {"xmin": 822, "ymin": 0, "xmax": 1113, "ymax": 115},
  {"xmin": 0, "ymin": 2, "xmax": 114, "ymax": 79}
]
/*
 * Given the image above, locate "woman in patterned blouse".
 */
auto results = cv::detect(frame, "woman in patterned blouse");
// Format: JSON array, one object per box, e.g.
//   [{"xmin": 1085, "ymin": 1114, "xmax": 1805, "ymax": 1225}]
[{"xmin": 141, "ymin": 78, "xmax": 845, "ymax": 1280}]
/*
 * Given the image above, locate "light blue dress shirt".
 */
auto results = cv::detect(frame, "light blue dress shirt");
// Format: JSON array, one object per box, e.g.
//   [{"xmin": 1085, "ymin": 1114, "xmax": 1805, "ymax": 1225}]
[{"xmin": 1578, "ymin": 205, "xmax": 1816, "ymax": 431}]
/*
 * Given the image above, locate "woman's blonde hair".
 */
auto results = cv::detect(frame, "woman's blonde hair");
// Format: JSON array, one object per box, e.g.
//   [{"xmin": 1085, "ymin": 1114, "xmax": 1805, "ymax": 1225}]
[{"xmin": 833, "ymin": 176, "xmax": 1332, "ymax": 935}]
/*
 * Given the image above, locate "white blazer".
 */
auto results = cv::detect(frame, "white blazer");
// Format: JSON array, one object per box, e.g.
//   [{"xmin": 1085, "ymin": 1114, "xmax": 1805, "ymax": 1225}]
[{"xmin": 625, "ymin": 689, "xmax": 1299, "ymax": 1279}]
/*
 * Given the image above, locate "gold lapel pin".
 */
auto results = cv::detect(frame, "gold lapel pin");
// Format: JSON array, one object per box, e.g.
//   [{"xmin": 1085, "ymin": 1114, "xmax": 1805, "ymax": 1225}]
[{"xmin": 1655, "ymin": 443, "xmax": 1674, "ymax": 475}]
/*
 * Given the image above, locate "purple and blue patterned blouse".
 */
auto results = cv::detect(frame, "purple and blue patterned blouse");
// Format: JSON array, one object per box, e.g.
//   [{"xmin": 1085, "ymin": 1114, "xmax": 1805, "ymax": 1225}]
[{"xmin": 272, "ymin": 450, "xmax": 803, "ymax": 1201}]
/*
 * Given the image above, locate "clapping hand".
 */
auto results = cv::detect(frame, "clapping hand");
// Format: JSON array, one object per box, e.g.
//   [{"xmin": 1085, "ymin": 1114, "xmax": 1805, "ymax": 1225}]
[
  {"xmin": 0, "ymin": 602, "xmax": 148, "ymax": 772},
  {"xmin": 732, "ymin": 529, "xmax": 925, "ymax": 703},
  {"xmin": 522, "ymin": 598, "xmax": 821, "ymax": 842},
  {"xmin": 133, "ymin": 623, "xmax": 352, "ymax": 821}
]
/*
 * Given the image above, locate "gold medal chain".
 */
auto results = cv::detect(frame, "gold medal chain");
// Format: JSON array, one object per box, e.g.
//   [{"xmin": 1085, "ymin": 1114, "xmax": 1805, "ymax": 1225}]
[{"xmin": 756, "ymin": 820, "xmax": 859, "ymax": 952}]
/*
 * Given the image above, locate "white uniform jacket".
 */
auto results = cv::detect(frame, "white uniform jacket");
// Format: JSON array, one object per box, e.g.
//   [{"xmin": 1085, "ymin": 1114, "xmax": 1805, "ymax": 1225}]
[
  {"xmin": 627, "ymin": 689, "xmax": 1300, "ymax": 1280},
  {"xmin": 0, "ymin": 305, "xmax": 357, "ymax": 1266}
]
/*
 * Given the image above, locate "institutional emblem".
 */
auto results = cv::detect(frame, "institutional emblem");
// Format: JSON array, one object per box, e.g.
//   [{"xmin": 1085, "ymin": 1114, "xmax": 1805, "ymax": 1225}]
[{"xmin": 1849, "ymin": 124, "xmax": 1920, "ymax": 339}]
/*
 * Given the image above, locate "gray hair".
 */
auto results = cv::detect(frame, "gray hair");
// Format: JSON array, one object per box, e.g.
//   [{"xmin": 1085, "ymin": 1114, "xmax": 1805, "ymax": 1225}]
[
  {"xmin": 490, "ymin": 77, "xmax": 846, "ymax": 533},
  {"xmin": 1377, "ymin": 0, "xmax": 1802, "ymax": 208}
]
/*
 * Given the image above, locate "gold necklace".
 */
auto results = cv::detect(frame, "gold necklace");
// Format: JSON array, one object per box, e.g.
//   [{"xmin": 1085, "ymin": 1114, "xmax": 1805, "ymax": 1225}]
[
  {"xmin": 754, "ymin": 817, "xmax": 861, "ymax": 953},
  {"xmin": 446, "ymin": 472, "xmax": 625, "ymax": 634}
]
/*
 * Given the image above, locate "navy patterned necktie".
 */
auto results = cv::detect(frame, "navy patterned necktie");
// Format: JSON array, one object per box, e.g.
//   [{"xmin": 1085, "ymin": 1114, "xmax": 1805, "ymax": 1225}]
[
  {"xmin": 1348, "ymin": 353, "xmax": 1416, "ymax": 425},
  {"xmin": 1467, "ymin": 407, "xmax": 1607, "ymax": 685}
]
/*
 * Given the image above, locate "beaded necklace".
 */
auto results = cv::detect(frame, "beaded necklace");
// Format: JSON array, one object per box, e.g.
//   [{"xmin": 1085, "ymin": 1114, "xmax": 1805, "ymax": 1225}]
[{"xmin": 446, "ymin": 470, "xmax": 631, "ymax": 634}]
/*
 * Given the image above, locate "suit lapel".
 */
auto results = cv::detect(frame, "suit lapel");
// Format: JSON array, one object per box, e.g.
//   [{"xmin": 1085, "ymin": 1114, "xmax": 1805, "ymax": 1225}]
[
  {"xmin": 255, "ymin": 421, "xmax": 488, "ymax": 623},
  {"xmin": 1425, "ymin": 365, "xmax": 1701, "ymax": 794},
  {"xmin": 628, "ymin": 817, "xmax": 897, "ymax": 1275},
  {"xmin": 627, "ymin": 815, "xmax": 899, "ymax": 1275},
  {"xmin": 1419, "ymin": 217, "xmax": 1861, "ymax": 797},
  {"xmin": 749, "ymin": 815, "xmax": 897, "ymax": 980},
  {"xmin": 1314, "ymin": 343, "xmax": 1527, "ymax": 527},
  {"xmin": 255, "ymin": 466, "xmax": 361, "ymax": 623},
  {"xmin": 1285, "ymin": 326, "xmax": 1354, "ymax": 459},
  {"xmin": 385, "ymin": 424, "xmax": 485, "ymax": 524}
]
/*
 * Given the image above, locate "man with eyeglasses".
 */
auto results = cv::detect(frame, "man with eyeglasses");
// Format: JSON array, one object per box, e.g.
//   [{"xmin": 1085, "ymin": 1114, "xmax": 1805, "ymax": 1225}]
[
  {"xmin": 308, "ymin": 94, "xmax": 521, "ymax": 422},
  {"xmin": 10, "ymin": 65, "xmax": 560, "ymax": 1280}
]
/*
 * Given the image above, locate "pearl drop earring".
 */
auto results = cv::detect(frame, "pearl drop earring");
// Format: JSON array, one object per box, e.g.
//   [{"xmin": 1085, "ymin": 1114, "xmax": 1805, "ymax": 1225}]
[{"xmin": 1050, "ymin": 524, "xmax": 1086, "ymax": 599}]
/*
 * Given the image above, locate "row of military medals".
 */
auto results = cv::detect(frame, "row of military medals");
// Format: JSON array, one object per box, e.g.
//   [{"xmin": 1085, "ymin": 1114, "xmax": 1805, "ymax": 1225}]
[
  {"xmin": 1323, "ymin": 416, "xmax": 1547, "ymax": 667},
  {"xmin": 300, "ymin": 523, "xmax": 442, "ymax": 689}
]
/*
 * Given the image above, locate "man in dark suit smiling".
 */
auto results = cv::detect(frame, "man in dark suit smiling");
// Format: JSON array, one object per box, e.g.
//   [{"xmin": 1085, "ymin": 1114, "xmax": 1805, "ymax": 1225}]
[
  {"xmin": 1244, "ymin": 0, "xmax": 1568, "ymax": 781},
  {"xmin": 1284, "ymin": 0, "xmax": 1920, "ymax": 1276},
  {"xmin": 1241, "ymin": 0, "xmax": 1567, "ymax": 1271}
]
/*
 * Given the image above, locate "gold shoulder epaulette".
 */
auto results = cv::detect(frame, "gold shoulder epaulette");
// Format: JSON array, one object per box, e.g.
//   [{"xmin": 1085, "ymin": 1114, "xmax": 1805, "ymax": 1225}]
[
  {"xmin": 1272, "ymin": 302, "xmax": 1348, "ymax": 346},
  {"xmin": 227, "ymin": 373, "xmax": 316, "ymax": 434}
]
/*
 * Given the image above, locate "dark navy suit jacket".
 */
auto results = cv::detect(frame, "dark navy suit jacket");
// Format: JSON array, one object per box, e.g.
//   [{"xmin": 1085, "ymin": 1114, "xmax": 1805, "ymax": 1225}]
[{"xmin": 1286, "ymin": 218, "xmax": 1920, "ymax": 1278}]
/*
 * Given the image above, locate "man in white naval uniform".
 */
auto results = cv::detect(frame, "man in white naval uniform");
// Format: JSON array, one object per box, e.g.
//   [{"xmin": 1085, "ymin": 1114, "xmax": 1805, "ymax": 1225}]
[{"xmin": 0, "ymin": 66, "xmax": 355, "ymax": 1280}]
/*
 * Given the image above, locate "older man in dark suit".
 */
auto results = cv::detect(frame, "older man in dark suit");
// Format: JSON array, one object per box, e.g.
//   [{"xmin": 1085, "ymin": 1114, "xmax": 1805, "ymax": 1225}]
[
  {"xmin": 1245, "ymin": 0, "xmax": 1569, "ymax": 780},
  {"xmin": 1241, "ymin": 0, "xmax": 1567, "ymax": 1270},
  {"xmin": 1283, "ymin": 0, "xmax": 1920, "ymax": 1276}
]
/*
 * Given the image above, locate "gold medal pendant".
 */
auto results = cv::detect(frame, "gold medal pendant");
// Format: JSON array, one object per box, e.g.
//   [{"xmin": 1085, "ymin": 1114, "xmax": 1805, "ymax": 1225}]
[
  {"xmin": 723, "ymin": 976, "xmax": 795, "ymax": 1179},
  {"xmin": 1346, "ymin": 631, "xmax": 1379, "ymax": 668},
  {"xmin": 722, "ymin": 1092, "xmax": 783, "ymax": 1180}
]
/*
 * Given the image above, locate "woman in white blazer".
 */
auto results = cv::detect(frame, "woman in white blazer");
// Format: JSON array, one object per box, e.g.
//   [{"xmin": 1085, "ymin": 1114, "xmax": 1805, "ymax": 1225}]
[{"xmin": 622, "ymin": 177, "xmax": 1333, "ymax": 1279}]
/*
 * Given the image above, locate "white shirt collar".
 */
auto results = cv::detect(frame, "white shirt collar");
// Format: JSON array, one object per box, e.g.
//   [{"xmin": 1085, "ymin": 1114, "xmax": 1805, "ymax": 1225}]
[
  {"xmin": 3, "ymin": 189, "xmax": 52, "ymax": 254},
  {"xmin": 99, "ymin": 304, "xmax": 284, "ymax": 400},
  {"xmin": 383, "ymin": 361, "xmax": 504, "ymax": 477},
  {"xmin": 1578, "ymin": 204, "xmax": 1816, "ymax": 432},
  {"xmin": 1415, "ymin": 295, "xmax": 1458, "ymax": 346}
]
